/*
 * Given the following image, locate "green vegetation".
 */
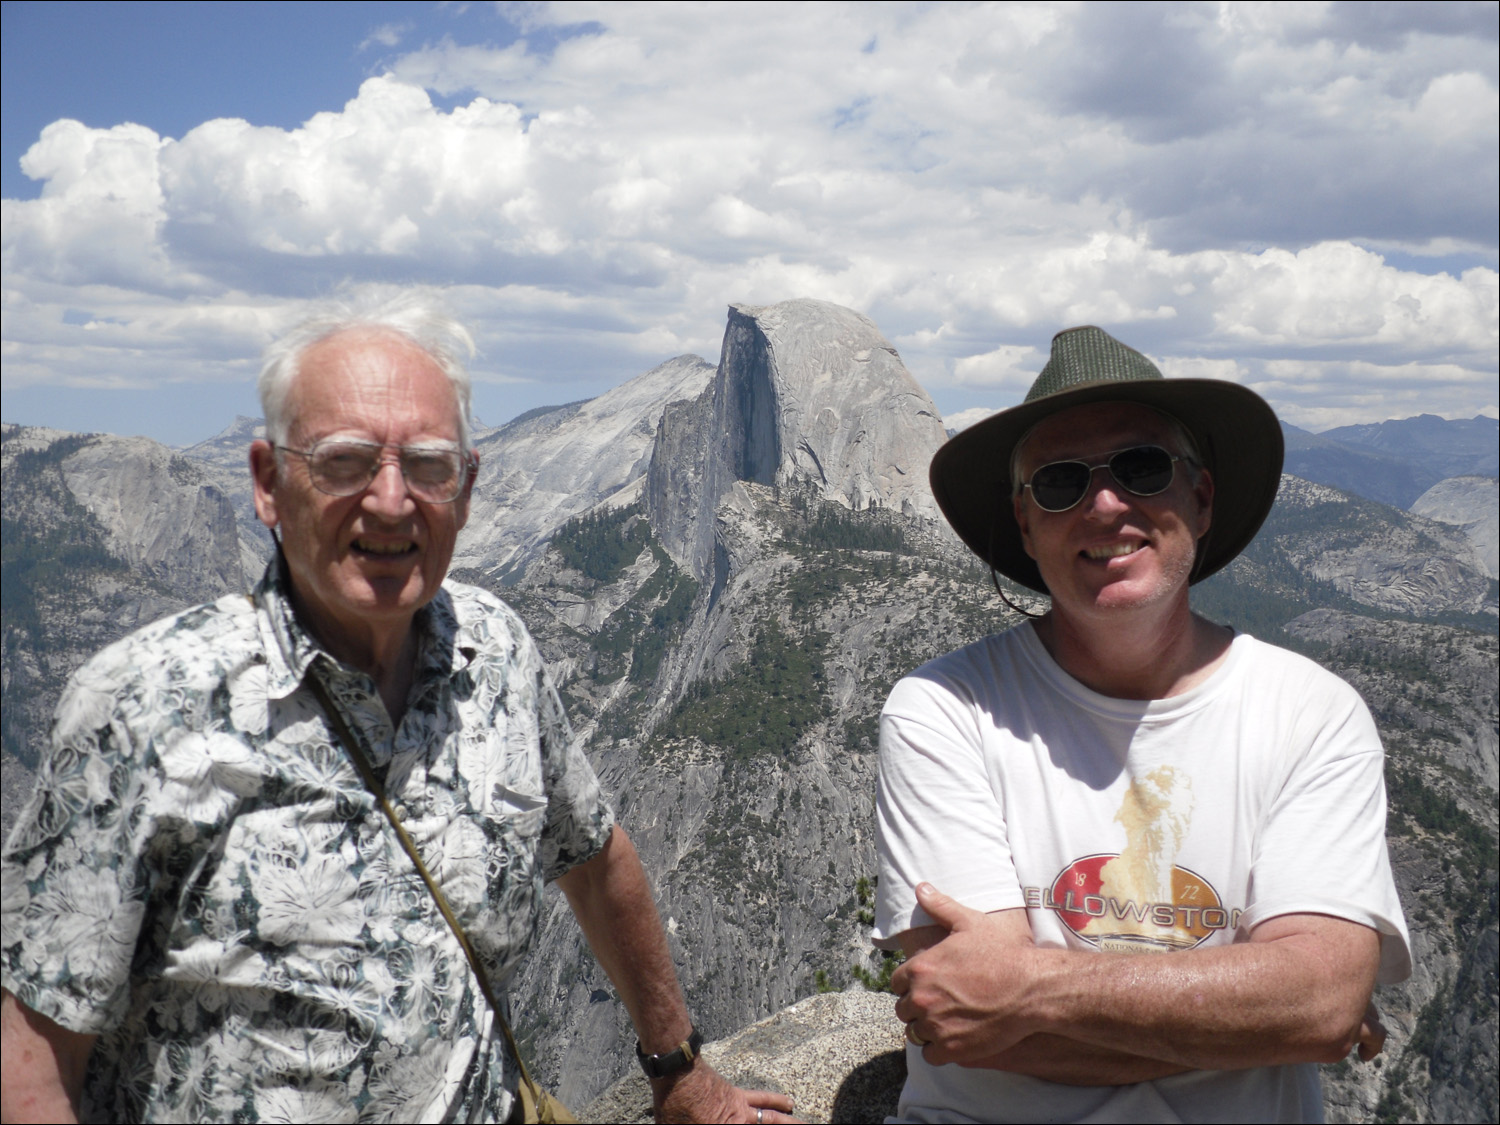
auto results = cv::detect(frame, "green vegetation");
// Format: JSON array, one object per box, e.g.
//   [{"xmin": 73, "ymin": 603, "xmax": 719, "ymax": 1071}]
[
  {"xmin": 1386, "ymin": 762, "xmax": 1497, "ymax": 877},
  {"xmin": 551, "ymin": 506, "xmax": 652, "ymax": 582},
  {"xmin": 658, "ymin": 620, "xmax": 831, "ymax": 760},
  {"xmin": 850, "ymin": 875, "xmax": 905, "ymax": 993},
  {"xmin": 778, "ymin": 489, "xmax": 916, "ymax": 555},
  {"xmin": 589, "ymin": 539, "xmax": 699, "ymax": 688}
]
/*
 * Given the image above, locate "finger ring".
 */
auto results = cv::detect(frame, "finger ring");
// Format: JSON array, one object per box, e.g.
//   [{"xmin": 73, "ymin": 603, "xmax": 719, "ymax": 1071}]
[
  {"xmin": 905, "ymin": 1022, "xmax": 929, "ymax": 1047},
  {"xmin": 756, "ymin": 1109, "xmax": 764, "ymax": 1124}
]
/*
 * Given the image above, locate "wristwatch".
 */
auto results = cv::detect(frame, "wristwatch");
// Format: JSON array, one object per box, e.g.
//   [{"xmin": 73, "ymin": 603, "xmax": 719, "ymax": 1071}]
[{"xmin": 636, "ymin": 1026, "xmax": 704, "ymax": 1079}]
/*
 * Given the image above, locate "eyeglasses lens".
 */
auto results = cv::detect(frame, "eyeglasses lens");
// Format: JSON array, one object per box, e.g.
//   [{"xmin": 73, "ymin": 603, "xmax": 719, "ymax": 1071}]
[
  {"xmin": 308, "ymin": 442, "xmax": 464, "ymax": 501},
  {"xmin": 1110, "ymin": 446, "xmax": 1175, "ymax": 495},
  {"xmin": 1029, "ymin": 446, "xmax": 1176, "ymax": 512}
]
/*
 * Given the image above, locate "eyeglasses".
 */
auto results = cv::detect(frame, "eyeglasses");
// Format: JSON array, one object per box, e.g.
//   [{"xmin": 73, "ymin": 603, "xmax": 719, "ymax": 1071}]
[
  {"xmin": 1022, "ymin": 445, "xmax": 1183, "ymax": 513},
  {"xmin": 276, "ymin": 440, "xmax": 472, "ymax": 503}
]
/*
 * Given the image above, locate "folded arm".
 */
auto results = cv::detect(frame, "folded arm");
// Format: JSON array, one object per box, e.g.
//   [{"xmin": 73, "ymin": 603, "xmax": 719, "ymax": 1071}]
[
  {"xmin": 892, "ymin": 884, "xmax": 1382, "ymax": 1081},
  {"xmin": 895, "ymin": 910, "xmax": 1190, "ymax": 1085},
  {"xmin": 557, "ymin": 826, "xmax": 799, "ymax": 1123},
  {"xmin": 1, "ymin": 988, "xmax": 96, "ymax": 1124}
]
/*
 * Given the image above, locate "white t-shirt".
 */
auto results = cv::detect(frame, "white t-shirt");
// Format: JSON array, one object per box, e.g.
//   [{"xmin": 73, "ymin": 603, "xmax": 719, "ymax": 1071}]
[{"xmin": 873, "ymin": 624, "xmax": 1411, "ymax": 1124}]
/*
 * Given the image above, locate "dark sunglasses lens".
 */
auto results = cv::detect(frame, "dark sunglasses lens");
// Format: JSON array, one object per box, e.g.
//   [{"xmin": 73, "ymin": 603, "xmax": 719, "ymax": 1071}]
[
  {"xmin": 1030, "ymin": 462, "xmax": 1092, "ymax": 511},
  {"xmin": 1110, "ymin": 447, "xmax": 1175, "ymax": 495}
]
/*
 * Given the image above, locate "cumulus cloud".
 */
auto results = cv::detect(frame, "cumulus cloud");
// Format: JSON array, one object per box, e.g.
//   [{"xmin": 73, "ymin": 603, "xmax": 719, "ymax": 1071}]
[
  {"xmin": 1, "ymin": 1, "xmax": 1495, "ymax": 437},
  {"xmin": 942, "ymin": 406, "xmax": 1001, "ymax": 433},
  {"xmin": 952, "ymin": 345, "xmax": 1043, "ymax": 389}
]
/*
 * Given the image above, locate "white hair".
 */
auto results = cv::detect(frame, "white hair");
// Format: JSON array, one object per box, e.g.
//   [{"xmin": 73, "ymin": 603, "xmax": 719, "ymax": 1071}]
[
  {"xmin": 258, "ymin": 288, "xmax": 476, "ymax": 449},
  {"xmin": 1010, "ymin": 404, "xmax": 1204, "ymax": 499}
]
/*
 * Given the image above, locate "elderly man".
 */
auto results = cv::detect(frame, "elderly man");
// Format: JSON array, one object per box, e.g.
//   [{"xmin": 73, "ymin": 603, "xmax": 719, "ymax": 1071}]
[
  {"xmin": 1, "ymin": 293, "xmax": 795, "ymax": 1125},
  {"xmin": 873, "ymin": 326, "xmax": 1410, "ymax": 1122}
]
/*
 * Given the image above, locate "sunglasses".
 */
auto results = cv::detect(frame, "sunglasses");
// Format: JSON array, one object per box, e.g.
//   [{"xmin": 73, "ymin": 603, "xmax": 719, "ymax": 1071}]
[{"xmin": 1022, "ymin": 445, "xmax": 1183, "ymax": 513}]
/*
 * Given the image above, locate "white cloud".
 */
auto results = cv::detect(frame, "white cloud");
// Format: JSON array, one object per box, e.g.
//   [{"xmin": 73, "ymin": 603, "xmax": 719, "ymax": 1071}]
[
  {"xmin": 1209, "ymin": 242, "xmax": 1498, "ymax": 354},
  {"xmin": 359, "ymin": 22, "xmax": 411, "ymax": 52},
  {"xmin": 1156, "ymin": 355, "xmax": 1249, "ymax": 384},
  {"xmin": 2, "ymin": 2, "xmax": 1495, "ymax": 439},
  {"xmin": 1252, "ymin": 356, "xmax": 1494, "ymax": 430},
  {"xmin": 942, "ymin": 406, "xmax": 1001, "ymax": 433},
  {"xmin": 951, "ymin": 345, "xmax": 1042, "ymax": 389}
]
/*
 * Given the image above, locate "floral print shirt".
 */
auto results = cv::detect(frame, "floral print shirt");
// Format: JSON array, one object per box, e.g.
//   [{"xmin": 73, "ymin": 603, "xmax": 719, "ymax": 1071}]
[{"xmin": 1, "ymin": 561, "xmax": 614, "ymax": 1123}]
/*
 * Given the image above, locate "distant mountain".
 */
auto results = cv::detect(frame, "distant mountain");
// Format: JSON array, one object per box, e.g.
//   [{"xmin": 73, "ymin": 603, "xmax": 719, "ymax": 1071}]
[
  {"xmin": 1411, "ymin": 476, "xmax": 1499, "ymax": 578},
  {"xmin": 454, "ymin": 354, "xmax": 717, "ymax": 582},
  {"xmin": 646, "ymin": 299, "xmax": 947, "ymax": 587},
  {"xmin": 1280, "ymin": 422, "xmax": 1445, "ymax": 509},
  {"xmin": 181, "ymin": 416, "xmax": 274, "ymax": 576},
  {"xmin": 1322, "ymin": 414, "xmax": 1499, "ymax": 479}
]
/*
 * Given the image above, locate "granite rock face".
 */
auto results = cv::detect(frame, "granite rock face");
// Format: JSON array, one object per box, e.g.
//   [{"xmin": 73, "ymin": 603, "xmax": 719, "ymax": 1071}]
[
  {"xmin": 58, "ymin": 435, "xmax": 244, "ymax": 600},
  {"xmin": 1263, "ymin": 476, "xmax": 1496, "ymax": 619},
  {"xmin": 455, "ymin": 355, "xmax": 715, "ymax": 581},
  {"xmin": 1411, "ymin": 476, "xmax": 1499, "ymax": 579},
  {"xmin": 180, "ymin": 416, "xmax": 275, "ymax": 580},
  {"xmin": 647, "ymin": 299, "xmax": 947, "ymax": 583},
  {"xmin": 585, "ymin": 989, "xmax": 905, "ymax": 1124}
]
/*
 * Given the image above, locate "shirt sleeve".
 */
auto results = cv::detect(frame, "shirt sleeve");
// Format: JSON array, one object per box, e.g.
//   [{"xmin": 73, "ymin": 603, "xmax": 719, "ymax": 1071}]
[
  {"xmin": 1240, "ymin": 663, "xmax": 1412, "ymax": 984},
  {"xmin": 873, "ymin": 662, "xmax": 1025, "ymax": 948},
  {"xmin": 530, "ymin": 643, "xmax": 615, "ymax": 882},
  {"xmin": 1, "ymin": 648, "xmax": 156, "ymax": 1036}
]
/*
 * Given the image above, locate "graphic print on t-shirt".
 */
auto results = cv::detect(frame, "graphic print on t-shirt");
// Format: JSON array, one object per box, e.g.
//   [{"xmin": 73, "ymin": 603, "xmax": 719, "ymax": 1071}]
[
  {"xmin": 1042, "ymin": 854, "xmax": 1233, "ymax": 951},
  {"xmin": 1025, "ymin": 764, "xmax": 1240, "ymax": 951}
]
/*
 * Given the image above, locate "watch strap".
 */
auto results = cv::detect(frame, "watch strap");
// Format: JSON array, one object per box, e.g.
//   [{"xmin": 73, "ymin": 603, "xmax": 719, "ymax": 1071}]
[{"xmin": 636, "ymin": 1026, "xmax": 704, "ymax": 1080}]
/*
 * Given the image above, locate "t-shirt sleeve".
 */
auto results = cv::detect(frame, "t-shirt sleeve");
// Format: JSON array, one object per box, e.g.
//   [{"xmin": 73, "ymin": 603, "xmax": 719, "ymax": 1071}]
[
  {"xmin": 0, "ymin": 650, "xmax": 155, "ymax": 1036},
  {"xmin": 1241, "ymin": 666, "xmax": 1412, "ymax": 984},
  {"xmin": 873, "ymin": 662, "xmax": 1025, "ymax": 948}
]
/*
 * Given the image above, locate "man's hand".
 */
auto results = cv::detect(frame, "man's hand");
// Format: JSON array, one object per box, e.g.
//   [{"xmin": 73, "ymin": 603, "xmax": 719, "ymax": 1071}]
[
  {"xmin": 891, "ymin": 884, "xmax": 1040, "ymax": 1064},
  {"xmin": 652, "ymin": 1060, "xmax": 797, "ymax": 1124}
]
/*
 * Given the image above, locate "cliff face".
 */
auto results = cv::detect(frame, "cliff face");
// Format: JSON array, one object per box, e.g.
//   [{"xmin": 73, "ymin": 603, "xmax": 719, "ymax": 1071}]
[
  {"xmin": 59, "ymin": 435, "xmax": 244, "ymax": 598},
  {"xmin": 455, "ymin": 355, "xmax": 716, "ymax": 581},
  {"xmin": 1411, "ymin": 476, "xmax": 1499, "ymax": 579},
  {"xmin": 646, "ymin": 299, "xmax": 947, "ymax": 583}
]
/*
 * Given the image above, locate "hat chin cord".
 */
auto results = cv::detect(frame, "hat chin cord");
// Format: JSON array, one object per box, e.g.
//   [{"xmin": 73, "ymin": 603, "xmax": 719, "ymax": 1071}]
[
  {"xmin": 990, "ymin": 563, "xmax": 1044, "ymax": 619},
  {"xmin": 988, "ymin": 518, "xmax": 1044, "ymax": 619}
]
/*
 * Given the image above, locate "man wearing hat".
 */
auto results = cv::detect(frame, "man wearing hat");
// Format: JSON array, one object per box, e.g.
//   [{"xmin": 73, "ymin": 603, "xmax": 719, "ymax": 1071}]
[{"xmin": 872, "ymin": 327, "xmax": 1410, "ymax": 1122}]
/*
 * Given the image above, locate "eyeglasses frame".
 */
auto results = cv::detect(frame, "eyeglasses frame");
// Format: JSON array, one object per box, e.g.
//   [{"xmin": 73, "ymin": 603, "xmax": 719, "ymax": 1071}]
[
  {"xmin": 273, "ymin": 439, "xmax": 475, "ymax": 504},
  {"xmin": 1021, "ymin": 444, "xmax": 1186, "ymax": 513}
]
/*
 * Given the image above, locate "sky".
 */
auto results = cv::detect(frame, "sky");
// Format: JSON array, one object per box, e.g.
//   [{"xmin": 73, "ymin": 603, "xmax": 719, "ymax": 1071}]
[{"xmin": 2, "ymin": 1, "xmax": 1496, "ymax": 447}]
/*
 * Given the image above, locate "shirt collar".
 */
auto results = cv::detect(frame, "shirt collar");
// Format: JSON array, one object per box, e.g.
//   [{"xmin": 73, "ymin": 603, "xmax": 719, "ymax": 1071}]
[{"xmin": 253, "ymin": 554, "xmax": 476, "ymax": 700}]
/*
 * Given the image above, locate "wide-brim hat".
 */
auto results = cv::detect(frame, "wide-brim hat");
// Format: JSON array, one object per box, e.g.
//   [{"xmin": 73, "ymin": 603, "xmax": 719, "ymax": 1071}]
[{"xmin": 930, "ymin": 326, "xmax": 1283, "ymax": 594}]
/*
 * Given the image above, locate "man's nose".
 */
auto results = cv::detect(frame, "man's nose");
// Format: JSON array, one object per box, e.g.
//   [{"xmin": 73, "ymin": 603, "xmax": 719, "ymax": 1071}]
[
  {"xmin": 362, "ymin": 458, "xmax": 415, "ymax": 515},
  {"xmin": 1081, "ymin": 468, "xmax": 1132, "ymax": 517}
]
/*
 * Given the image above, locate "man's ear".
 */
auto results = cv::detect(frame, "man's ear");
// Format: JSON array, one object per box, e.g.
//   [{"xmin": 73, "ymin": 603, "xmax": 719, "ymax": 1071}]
[
  {"xmin": 249, "ymin": 440, "xmax": 280, "ymax": 530},
  {"xmin": 1013, "ymin": 493, "xmax": 1038, "ymax": 560}
]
